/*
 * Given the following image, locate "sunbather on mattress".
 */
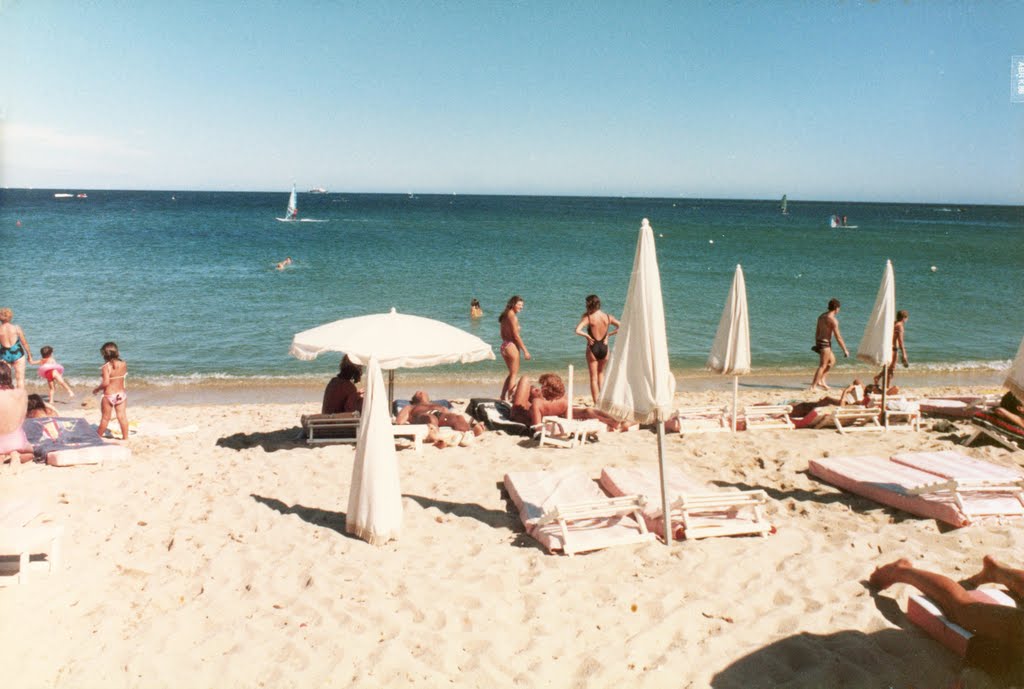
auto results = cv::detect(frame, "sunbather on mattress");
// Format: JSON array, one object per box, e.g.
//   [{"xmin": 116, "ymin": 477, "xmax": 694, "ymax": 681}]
[
  {"xmin": 870, "ymin": 556, "xmax": 1024, "ymax": 681},
  {"xmin": 994, "ymin": 392, "xmax": 1024, "ymax": 429},
  {"xmin": 395, "ymin": 391, "xmax": 485, "ymax": 446}
]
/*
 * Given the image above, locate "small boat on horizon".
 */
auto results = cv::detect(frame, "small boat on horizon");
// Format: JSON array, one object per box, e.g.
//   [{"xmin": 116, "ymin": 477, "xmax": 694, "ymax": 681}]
[
  {"xmin": 308, "ymin": 187, "xmax": 327, "ymax": 194},
  {"xmin": 53, "ymin": 193, "xmax": 74, "ymax": 198}
]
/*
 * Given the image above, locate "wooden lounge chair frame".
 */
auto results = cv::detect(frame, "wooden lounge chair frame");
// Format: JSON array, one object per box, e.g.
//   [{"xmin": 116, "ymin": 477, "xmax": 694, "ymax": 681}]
[
  {"xmin": 882, "ymin": 396, "xmax": 921, "ymax": 432},
  {"xmin": 534, "ymin": 495, "xmax": 654, "ymax": 556},
  {"xmin": 0, "ymin": 499, "xmax": 63, "ymax": 585},
  {"xmin": 537, "ymin": 365, "xmax": 605, "ymax": 449},
  {"xmin": 665, "ymin": 489, "xmax": 772, "ymax": 540},
  {"xmin": 301, "ymin": 412, "xmax": 431, "ymax": 453},
  {"xmin": 833, "ymin": 407, "xmax": 882, "ymax": 433},
  {"xmin": 905, "ymin": 477, "xmax": 1024, "ymax": 521},
  {"xmin": 671, "ymin": 405, "xmax": 732, "ymax": 435},
  {"xmin": 963, "ymin": 418, "xmax": 1024, "ymax": 453},
  {"xmin": 741, "ymin": 404, "xmax": 794, "ymax": 431}
]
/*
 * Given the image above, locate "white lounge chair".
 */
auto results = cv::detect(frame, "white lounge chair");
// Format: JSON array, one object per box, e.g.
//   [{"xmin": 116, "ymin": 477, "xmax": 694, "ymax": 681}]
[
  {"xmin": 882, "ymin": 396, "xmax": 921, "ymax": 432},
  {"xmin": 668, "ymin": 405, "xmax": 731, "ymax": 435},
  {"xmin": 833, "ymin": 407, "xmax": 882, "ymax": 433},
  {"xmin": 740, "ymin": 404, "xmax": 794, "ymax": 431},
  {"xmin": 301, "ymin": 412, "xmax": 430, "ymax": 452},
  {"xmin": 0, "ymin": 499, "xmax": 63, "ymax": 585}
]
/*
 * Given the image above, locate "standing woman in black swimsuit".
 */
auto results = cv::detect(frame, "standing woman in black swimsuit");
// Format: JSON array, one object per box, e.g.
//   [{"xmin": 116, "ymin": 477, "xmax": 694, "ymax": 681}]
[{"xmin": 574, "ymin": 294, "xmax": 620, "ymax": 404}]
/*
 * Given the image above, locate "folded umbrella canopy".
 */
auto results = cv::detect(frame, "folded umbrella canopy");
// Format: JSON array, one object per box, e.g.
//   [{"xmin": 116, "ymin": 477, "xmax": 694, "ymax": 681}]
[
  {"xmin": 346, "ymin": 355, "xmax": 402, "ymax": 546},
  {"xmin": 289, "ymin": 308, "xmax": 495, "ymax": 400},
  {"xmin": 707, "ymin": 264, "xmax": 751, "ymax": 431},
  {"xmin": 856, "ymin": 260, "xmax": 896, "ymax": 412},
  {"xmin": 598, "ymin": 218, "xmax": 677, "ymax": 544}
]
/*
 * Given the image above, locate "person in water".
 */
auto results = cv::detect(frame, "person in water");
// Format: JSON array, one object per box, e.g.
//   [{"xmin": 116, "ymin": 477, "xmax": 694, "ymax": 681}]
[
  {"xmin": 469, "ymin": 299, "xmax": 483, "ymax": 319},
  {"xmin": 498, "ymin": 295, "xmax": 530, "ymax": 402},
  {"xmin": 810, "ymin": 298, "xmax": 849, "ymax": 391},
  {"xmin": 276, "ymin": 257, "xmax": 293, "ymax": 271},
  {"xmin": 0, "ymin": 307, "xmax": 34, "ymax": 389},
  {"xmin": 321, "ymin": 355, "xmax": 364, "ymax": 414},
  {"xmin": 92, "ymin": 341, "xmax": 129, "ymax": 440},
  {"xmin": 574, "ymin": 294, "xmax": 620, "ymax": 404}
]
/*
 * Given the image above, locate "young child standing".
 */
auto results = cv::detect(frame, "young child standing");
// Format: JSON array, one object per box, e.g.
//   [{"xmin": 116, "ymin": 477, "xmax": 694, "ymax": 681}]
[
  {"xmin": 92, "ymin": 341, "xmax": 128, "ymax": 440},
  {"xmin": 36, "ymin": 345, "xmax": 75, "ymax": 404}
]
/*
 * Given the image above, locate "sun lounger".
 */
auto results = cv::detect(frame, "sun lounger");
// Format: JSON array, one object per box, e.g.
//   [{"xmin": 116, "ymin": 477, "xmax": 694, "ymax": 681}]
[
  {"xmin": 599, "ymin": 465, "xmax": 771, "ymax": 540},
  {"xmin": 300, "ymin": 412, "xmax": 430, "ymax": 452},
  {"xmin": 890, "ymin": 450, "xmax": 1024, "ymax": 521},
  {"xmin": 0, "ymin": 499, "xmax": 63, "ymax": 585},
  {"xmin": 963, "ymin": 412, "xmax": 1024, "ymax": 453},
  {"xmin": 907, "ymin": 588, "xmax": 1017, "ymax": 657},
  {"xmin": 882, "ymin": 396, "xmax": 921, "ymax": 432},
  {"xmin": 833, "ymin": 407, "xmax": 882, "ymax": 433},
  {"xmin": 536, "ymin": 365, "xmax": 606, "ymax": 448},
  {"xmin": 808, "ymin": 454, "xmax": 1024, "ymax": 527},
  {"xmin": 502, "ymin": 466, "xmax": 654, "ymax": 556},
  {"xmin": 669, "ymin": 405, "xmax": 731, "ymax": 434},
  {"xmin": 740, "ymin": 404, "xmax": 794, "ymax": 431},
  {"xmin": 918, "ymin": 395, "xmax": 1000, "ymax": 419}
]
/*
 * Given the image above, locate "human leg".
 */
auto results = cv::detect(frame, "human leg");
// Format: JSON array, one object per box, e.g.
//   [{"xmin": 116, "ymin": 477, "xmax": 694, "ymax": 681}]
[
  {"xmin": 12, "ymin": 356, "xmax": 26, "ymax": 389},
  {"xmin": 964, "ymin": 555, "xmax": 1024, "ymax": 598},
  {"xmin": 871, "ymin": 559, "xmax": 1024, "ymax": 641},
  {"xmin": 818, "ymin": 349, "xmax": 836, "ymax": 389},
  {"xmin": 500, "ymin": 344, "xmax": 520, "ymax": 402},
  {"xmin": 586, "ymin": 349, "xmax": 600, "ymax": 404},
  {"xmin": 97, "ymin": 397, "xmax": 113, "ymax": 438},
  {"xmin": 114, "ymin": 400, "xmax": 129, "ymax": 440},
  {"xmin": 54, "ymin": 372, "xmax": 74, "ymax": 398},
  {"xmin": 47, "ymin": 380, "xmax": 56, "ymax": 405}
]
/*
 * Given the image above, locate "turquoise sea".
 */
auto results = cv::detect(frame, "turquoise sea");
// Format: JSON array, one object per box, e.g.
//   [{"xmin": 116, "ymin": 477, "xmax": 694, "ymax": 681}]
[{"xmin": 1, "ymin": 189, "xmax": 1022, "ymax": 397}]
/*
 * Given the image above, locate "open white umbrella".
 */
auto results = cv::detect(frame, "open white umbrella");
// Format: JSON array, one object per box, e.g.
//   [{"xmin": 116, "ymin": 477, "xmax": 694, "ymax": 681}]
[
  {"xmin": 856, "ymin": 260, "xmax": 896, "ymax": 413},
  {"xmin": 346, "ymin": 355, "xmax": 402, "ymax": 545},
  {"xmin": 1005, "ymin": 333, "xmax": 1024, "ymax": 402},
  {"xmin": 707, "ymin": 264, "xmax": 751, "ymax": 431},
  {"xmin": 289, "ymin": 307, "xmax": 495, "ymax": 400},
  {"xmin": 598, "ymin": 218, "xmax": 677, "ymax": 544}
]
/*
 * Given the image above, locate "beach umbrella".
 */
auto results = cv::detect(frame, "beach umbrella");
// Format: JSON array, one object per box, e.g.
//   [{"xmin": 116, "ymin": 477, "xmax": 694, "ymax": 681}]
[
  {"xmin": 598, "ymin": 218, "xmax": 677, "ymax": 544},
  {"xmin": 707, "ymin": 264, "xmax": 751, "ymax": 432},
  {"xmin": 346, "ymin": 355, "xmax": 402, "ymax": 545},
  {"xmin": 856, "ymin": 260, "xmax": 896, "ymax": 413},
  {"xmin": 289, "ymin": 307, "xmax": 495, "ymax": 400},
  {"xmin": 1005, "ymin": 333, "xmax": 1024, "ymax": 402}
]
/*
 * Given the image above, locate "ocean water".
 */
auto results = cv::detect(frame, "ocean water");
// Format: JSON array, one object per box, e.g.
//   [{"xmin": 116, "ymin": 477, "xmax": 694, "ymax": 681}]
[{"xmin": 1, "ymin": 189, "xmax": 1022, "ymax": 393}]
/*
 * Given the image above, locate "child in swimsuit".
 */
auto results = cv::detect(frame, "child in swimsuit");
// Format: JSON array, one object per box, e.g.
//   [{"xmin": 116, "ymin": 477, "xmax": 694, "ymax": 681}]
[
  {"xmin": 92, "ymin": 341, "xmax": 129, "ymax": 440},
  {"xmin": 35, "ymin": 345, "xmax": 75, "ymax": 405}
]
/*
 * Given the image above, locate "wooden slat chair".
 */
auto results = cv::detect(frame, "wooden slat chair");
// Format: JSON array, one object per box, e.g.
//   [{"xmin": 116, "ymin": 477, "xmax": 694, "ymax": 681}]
[{"xmin": 741, "ymin": 404, "xmax": 795, "ymax": 431}]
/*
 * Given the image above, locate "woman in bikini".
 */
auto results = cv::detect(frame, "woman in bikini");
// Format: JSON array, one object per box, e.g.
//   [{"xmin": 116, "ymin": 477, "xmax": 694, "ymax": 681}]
[
  {"xmin": 574, "ymin": 294, "xmax": 620, "ymax": 404},
  {"xmin": 92, "ymin": 341, "xmax": 129, "ymax": 441},
  {"xmin": 498, "ymin": 295, "xmax": 530, "ymax": 402}
]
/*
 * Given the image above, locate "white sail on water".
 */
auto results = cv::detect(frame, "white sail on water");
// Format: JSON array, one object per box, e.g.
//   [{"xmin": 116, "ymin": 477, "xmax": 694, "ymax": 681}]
[{"xmin": 286, "ymin": 186, "xmax": 298, "ymax": 220}]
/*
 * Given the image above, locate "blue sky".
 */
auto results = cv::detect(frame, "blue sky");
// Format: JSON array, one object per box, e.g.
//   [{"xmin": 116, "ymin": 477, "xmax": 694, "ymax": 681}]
[{"xmin": 2, "ymin": 1, "xmax": 1022, "ymax": 203}]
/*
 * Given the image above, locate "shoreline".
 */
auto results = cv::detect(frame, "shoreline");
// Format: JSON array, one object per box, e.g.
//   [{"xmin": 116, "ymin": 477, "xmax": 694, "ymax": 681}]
[{"xmin": 33, "ymin": 368, "xmax": 1009, "ymax": 409}]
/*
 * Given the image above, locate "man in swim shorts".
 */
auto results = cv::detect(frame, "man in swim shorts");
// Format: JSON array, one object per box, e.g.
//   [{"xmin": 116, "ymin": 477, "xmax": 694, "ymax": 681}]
[
  {"xmin": 395, "ymin": 391, "xmax": 485, "ymax": 446},
  {"xmin": 0, "ymin": 307, "xmax": 34, "ymax": 389},
  {"xmin": 810, "ymin": 298, "xmax": 849, "ymax": 391}
]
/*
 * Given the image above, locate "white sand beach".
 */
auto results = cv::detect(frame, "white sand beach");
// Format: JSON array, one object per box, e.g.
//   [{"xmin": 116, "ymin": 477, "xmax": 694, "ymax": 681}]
[{"xmin": 3, "ymin": 384, "xmax": 1022, "ymax": 689}]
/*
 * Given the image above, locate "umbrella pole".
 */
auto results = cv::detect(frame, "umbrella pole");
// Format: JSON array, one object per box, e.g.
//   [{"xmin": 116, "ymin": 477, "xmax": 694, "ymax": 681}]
[
  {"xmin": 388, "ymin": 369, "xmax": 395, "ymax": 409},
  {"xmin": 657, "ymin": 420, "xmax": 671, "ymax": 546},
  {"xmin": 881, "ymin": 365, "xmax": 889, "ymax": 430},
  {"xmin": 731, "ymin": 376, "xmax": 739, "ymax": 432}
]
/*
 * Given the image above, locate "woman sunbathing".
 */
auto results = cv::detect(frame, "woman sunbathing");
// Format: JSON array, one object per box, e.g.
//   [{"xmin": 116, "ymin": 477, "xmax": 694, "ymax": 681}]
[{"xmin": 994, "ymin": 391, "xmax": 1024, "ymax": 429}]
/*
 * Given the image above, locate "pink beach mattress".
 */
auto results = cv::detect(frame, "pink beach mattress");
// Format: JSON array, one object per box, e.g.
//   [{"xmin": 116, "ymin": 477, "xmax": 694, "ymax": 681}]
[
  {"xmin": 808, "ymin": 454, "xmax": 975, "ymax": 527},
  {"xmin": 907, "ymin": 588, "xmax": 1017, "ymax": 657},
  {"xmin": 599, "ymin": 465, "xmax": 766, "ymax": 540},
  {"xmin": 502, "ymin": 466, "xmax": 647, "ymax": 554},
  {"xmin": 891, "ymin": 450, "xmax": 1023, "ymax": 481}
]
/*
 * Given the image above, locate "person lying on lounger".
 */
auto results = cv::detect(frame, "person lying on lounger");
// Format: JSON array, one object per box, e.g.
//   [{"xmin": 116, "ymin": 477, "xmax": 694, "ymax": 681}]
[
  {"xmin": 870, "ymin": 556, "xmax": 1024, "ymax": 677},
  {"xmin": 509, "ymin": 373, "xmax": 631, "ymax": 431},
  {"xmin": 395, "ymin": 391, "xmax": 485, "ymax": 446},
  {"xmin": 994, "ymin": 391, "xmax": 1024, "ymax": 428},
  {"xmin": 790, "ymin": 379, "xmax": 868, "ymax": 417}
]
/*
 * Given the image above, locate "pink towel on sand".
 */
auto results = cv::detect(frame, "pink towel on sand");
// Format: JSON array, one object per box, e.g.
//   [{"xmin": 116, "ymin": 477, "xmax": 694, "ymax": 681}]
[{"xmin": 891, "ymin": 450, "xmax": 1023, "ymax": 481}]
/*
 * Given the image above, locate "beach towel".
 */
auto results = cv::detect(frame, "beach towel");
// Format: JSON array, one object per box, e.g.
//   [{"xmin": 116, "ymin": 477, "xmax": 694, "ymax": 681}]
[
  {"xmin": 22, "ymin": 417, "xmax": 131, "ymax": 466},
  {"xmin": 467, "ymin": 398, "xmax": 530, "ymax": 436}
]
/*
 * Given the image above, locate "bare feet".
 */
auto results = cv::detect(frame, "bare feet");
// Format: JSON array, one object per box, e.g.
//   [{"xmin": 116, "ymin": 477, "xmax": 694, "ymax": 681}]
[
  {"xmin": 869, "ymin": 558, "xmax": 913, "ymax": 590},
  {"xmin": 963, "ymin": 555, "xmax": 1001, "ymax": 589}
]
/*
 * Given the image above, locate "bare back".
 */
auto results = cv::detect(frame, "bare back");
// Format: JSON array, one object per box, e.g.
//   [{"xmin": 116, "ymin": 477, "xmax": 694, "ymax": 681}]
[
  {"xmin": 0, "ymin": 322, "xmax": 20, "ymax": 348},
  {"xmin": 815, "ymin": 311, "xmax": 837, "ymax": 343}
]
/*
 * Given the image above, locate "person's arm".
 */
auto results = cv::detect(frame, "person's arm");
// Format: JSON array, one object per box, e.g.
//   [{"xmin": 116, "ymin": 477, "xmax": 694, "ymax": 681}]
[
  {"xmin": 17, "ymin": 326, "xmax": 34, "ymax": 364},
  {"xmin": 607, "ymin": 314, "xmax": 620, "ymax": 338},
  {"xmin": 897, "ymin": 328, "xmax": 908, "ymax": 365},
  {"xmin": 832, "ymin": 317, "xmax": 849, "ymax": 356},
  {"xmin": 837, "ymin": 383, "xmax": 855, "ymax": 407},
  {"xmin": 92, "ymin": 363, "xmax": 110, "ymax": 395},
  {"xmin": 510, "ymin": 313, "xmax": 530, "ymax": 360},
  {"xmin": 395, "ymin": 404, "xmax": 412, "ymax": 425},
  {"xmin": 574, "ymin": 315, "xmax": 592, "ymax": 343}
]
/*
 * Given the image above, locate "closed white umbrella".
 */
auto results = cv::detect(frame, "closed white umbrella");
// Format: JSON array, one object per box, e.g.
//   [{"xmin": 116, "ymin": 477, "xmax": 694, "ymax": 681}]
[
  {"xmin": 1005, "ymin": 333, "xmax": 1024, "ymax": 402},
  {"xmin": 856, "ymin": 260, "xmax": 896, "ymax": 413},
  {"xmin": 345, "ymin": 355, "xmax": 402, "ymax": 545},
  {"xmin": 289, "ymin": 307, "xmax": 495, "ymax": 400},
  {"xmin": 598, "ymin": 218, "xmax": 677, "ymax": 544},
  {"xmin": 707, "ymin": 264, "xmax": 751, "ymax": 431}
]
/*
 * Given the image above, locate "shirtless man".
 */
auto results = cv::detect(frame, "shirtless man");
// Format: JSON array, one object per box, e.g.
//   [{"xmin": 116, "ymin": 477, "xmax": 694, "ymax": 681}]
[
  {"xmin": 508, "ymin": 373, "xmax": 566, "ymax": 427},
  {"xmin": 875, "ymin": 310, "xmax": 909, "ymax": 387},
  {"xmin": 498, "ymin": 295, "xmax": 531, "ymax": 402},
  {"xmin": 810, "ymin": 298, "xmax": 849, "ymax": 391},
  {"xmin": 0, "ymin": 307, "xmax": 34, "ymax": 389},
  {"xmin": 870, "ymin": 556, "xmax": 1024, "ymax": 675},
  {"xmin": 395, "ymin": 391, "xmax": 485, "ymax": 446}
]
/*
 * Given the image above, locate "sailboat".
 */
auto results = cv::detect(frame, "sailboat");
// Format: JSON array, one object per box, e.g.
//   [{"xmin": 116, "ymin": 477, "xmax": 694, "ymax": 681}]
[
  {"xmin": 276, "ymin": 185, "xmax": 299, "ymax": 222},
  {"xmin": 780, "ymin": 194, "xmax": 788, "ymax": 215}
]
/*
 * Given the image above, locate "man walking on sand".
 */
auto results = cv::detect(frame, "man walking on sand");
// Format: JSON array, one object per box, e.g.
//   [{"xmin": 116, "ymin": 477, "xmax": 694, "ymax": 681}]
[{"xmin": 810, "ymin": 298, "xmax": 849, "ymax": 391}]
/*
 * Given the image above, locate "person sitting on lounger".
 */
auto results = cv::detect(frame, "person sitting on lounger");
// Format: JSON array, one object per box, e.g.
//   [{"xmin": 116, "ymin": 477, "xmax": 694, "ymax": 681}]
[
  {"xmin": 321, "ymin": 355, "xmax": 363, "ymax": 414},
  {"xmin": 395, "ymin": 391, "xmax": 486, "ymax": 445},
  {"xmin": 870, "ymin": 556, "xmax": 1024, "ymax": 678},
  {"xmin": 994, "ymin": 391, "xmax": 1024, "ymax": 428},
  {"xmin": 790, "ymin": 379, "xmax": 868, "ymax": 417},
  {"xmin": 508, "ymin": 373, "xmax": 567, "ymax": 428}
]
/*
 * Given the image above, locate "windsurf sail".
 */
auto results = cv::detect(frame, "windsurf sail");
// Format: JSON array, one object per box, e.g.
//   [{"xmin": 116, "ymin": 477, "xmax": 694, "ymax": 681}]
[
  {"xmin": 781, "ymin": 194, "xmax": 788, "ymax": 214},
  {"xmin": 285, "ymin": 185, "xmax": 298, "ymax": 220}
]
